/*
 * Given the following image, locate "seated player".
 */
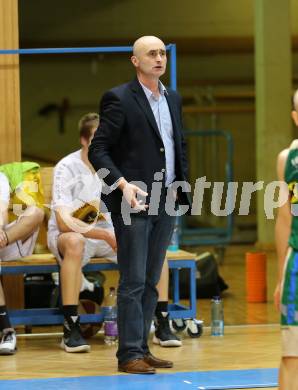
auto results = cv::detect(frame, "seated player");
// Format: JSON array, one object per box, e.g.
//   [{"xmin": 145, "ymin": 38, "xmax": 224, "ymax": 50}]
[
  {"xmin": 47, "ymin": 113, "xmax": 117, "ymax": 353},
  {"xmin": 0, "ymin": 171, "xmax": 44, "ymax": 354}
]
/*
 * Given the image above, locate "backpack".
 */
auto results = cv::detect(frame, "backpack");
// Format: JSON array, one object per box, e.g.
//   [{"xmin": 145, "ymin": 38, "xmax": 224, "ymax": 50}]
[{"xmin": 170, "ymin": 251, "xmax": 228, "ymax": 299}]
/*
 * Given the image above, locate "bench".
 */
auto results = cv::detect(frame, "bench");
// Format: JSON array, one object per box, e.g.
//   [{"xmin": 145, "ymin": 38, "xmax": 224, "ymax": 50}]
[{"xmin": 1, "ymin": 167, "xmax": 198, "ymax": 326}]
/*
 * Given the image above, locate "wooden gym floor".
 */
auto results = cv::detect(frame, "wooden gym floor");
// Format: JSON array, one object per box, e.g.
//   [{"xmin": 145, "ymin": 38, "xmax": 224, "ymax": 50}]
[{"xmin": 0, "ymin": 245, "xmax": 280, "ymax": 389}]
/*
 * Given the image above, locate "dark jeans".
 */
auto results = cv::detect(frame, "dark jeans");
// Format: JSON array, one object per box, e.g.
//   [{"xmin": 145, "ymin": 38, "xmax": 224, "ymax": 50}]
[{"xmin": 111, "ymin": 205, "xmax": 175, "ymax": 364}]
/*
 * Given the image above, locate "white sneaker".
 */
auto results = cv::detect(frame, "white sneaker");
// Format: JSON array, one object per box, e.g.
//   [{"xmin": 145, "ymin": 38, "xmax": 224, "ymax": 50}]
[{"xmin": 0, "ymin": 329, "xmax": 17, "ymax": 355}]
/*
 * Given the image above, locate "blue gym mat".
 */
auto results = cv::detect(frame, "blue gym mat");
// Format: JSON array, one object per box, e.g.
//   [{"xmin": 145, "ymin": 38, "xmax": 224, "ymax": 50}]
[{"xmin": 0, "ymin": 368, "xmax": 278, "ymax": 390}]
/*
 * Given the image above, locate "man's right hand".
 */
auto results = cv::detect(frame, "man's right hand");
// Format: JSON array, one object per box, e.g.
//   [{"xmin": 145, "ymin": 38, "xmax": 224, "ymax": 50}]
[{"xmin": 118, "ymin": 179, "xmax": 148, "ymax": 211}]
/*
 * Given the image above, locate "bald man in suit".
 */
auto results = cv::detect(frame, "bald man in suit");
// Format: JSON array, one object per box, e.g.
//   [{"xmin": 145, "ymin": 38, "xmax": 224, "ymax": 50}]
[{"xmin": 89, "ymin": 35, "xmax": 190, "ymax": 374}]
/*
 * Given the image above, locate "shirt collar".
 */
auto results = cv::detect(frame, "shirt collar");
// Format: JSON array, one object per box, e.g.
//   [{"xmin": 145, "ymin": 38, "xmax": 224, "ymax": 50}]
[{"xmin": 140, "ymin": 80, "xmax": 167, "ymax": 101}]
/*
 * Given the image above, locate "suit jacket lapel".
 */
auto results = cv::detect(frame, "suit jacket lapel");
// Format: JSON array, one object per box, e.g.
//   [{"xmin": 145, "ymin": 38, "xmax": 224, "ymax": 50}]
[{"xmin": 130, "ymin": 79, "xmax": 163, "ymax": 142}]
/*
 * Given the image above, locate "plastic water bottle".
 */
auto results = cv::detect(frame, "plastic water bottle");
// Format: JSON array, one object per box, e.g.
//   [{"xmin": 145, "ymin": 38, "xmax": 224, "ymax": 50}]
[
  {"xmin": 104, "ymin": 306, "xmax": 118, "ymax": 345},
  {"xmin": 168, "ymin": 216, "xmax": 180, "ymax": 251},
  {"xmin": 103, "ymin": 287, "xmax": 118, "ymax": 345},
  {"xmin": 211, "ymin": 296, "xmax": 224, "ymax": 336}
]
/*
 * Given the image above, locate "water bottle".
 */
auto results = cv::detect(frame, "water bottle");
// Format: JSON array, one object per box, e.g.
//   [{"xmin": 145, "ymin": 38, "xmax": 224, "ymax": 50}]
[
  {"xmin": 104, "ymin": 305, "xmax": 118, "ymax": 345},
  {"xmin": 211, "ymin": 296, "xmax": 224, "ymax": 336},
  {"xmin": 103, "ymin": 287, "xmax": 118, "ymax": 345},
  {"xmin": 168, "ymin": 216, "xmax": 180, "ymax": 251}
]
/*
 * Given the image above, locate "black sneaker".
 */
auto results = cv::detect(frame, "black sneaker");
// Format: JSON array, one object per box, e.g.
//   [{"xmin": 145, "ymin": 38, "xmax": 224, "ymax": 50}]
[
  {"xmin": 153, "ymin": 313, "xmax": 182, "ymax": 347},
  {"xmin": 60, "ymin": 316, "xmax": 90, "ymax": 353}
]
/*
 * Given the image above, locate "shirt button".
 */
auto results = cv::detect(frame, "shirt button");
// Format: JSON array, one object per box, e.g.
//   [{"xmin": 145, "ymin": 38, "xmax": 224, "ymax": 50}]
[
  {"xmin": 160, "ymin": 147, "xmax": 165, "ymax": 152},
  {"xmin": 161, "ymin": 168, "xmax": 166, "ymax": 173}
]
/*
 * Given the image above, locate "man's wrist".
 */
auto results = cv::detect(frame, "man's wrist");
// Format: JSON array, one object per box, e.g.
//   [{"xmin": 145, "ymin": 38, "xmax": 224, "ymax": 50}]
[{"xmin": 117, "ymin": 177, "xmax": 128, "ymax": 191}]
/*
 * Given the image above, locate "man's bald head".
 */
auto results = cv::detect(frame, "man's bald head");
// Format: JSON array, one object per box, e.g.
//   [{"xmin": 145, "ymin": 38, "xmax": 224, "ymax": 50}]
[
  {"xmin": 132, "ymin": 36, "xmax": 165, "ymax": 57},
  {"xmin": 131, "ymin": 35, "xmax": 167, "ymax": 83}
]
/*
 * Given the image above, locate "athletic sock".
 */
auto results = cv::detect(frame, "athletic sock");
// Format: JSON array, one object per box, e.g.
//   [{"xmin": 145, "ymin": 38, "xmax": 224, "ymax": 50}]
[
  {"xmin": 62, "ymin": 305, "xmax": 78, "ymax": 324},
  {"xmin": 155, "ymin": 301, "xmax": 168, "ymax": 317}
]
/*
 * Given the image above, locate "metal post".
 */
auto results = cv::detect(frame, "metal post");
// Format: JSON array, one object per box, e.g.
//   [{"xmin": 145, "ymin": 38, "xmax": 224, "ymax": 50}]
[{"xmin": 168, "ymin": 44, "xmax": 177, "ymax": 91}]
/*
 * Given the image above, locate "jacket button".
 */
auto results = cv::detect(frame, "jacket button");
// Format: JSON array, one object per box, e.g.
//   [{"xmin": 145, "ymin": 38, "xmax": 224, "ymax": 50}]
[{"xmin": 160, "ymin": 147, "xmax": 165, "ymax": 152}]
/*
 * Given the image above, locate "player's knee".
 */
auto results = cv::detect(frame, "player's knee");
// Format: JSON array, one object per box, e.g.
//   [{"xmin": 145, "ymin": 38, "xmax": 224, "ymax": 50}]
[
  {"xmin": 63, "ymin": 233, "xmax": 85, "ymax": 257},
  {"xmin": 26, "ymin": 206, "xmax": 45, "ymax": 225}
]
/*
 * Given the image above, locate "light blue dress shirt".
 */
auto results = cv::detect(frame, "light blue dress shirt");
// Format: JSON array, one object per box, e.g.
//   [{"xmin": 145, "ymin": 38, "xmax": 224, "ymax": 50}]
[{"xmin": 140, "ymin": 81, "xmax": 176, "ymax": 186}]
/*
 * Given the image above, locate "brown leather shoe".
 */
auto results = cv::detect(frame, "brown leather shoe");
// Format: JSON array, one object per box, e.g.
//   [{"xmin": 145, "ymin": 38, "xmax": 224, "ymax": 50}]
[
  {"xmin": 144, "ymin": 352, "xmax": 173, "ymax": 368},
  {"xmin": 118, "ymin": 358, "xmax": 156, "ymax": 374}
]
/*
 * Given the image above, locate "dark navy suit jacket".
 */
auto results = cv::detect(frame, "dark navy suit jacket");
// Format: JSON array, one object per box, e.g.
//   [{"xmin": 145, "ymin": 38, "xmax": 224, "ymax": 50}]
[{"xmin": 89, "ymin": 77, "xmax": 190, "ymax": 213}]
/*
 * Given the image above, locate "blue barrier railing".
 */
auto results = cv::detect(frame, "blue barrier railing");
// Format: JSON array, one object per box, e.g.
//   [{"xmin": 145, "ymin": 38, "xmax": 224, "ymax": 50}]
[{"xmin": 0, "ymin": 44, "xmax": 177, "ymax": 90}]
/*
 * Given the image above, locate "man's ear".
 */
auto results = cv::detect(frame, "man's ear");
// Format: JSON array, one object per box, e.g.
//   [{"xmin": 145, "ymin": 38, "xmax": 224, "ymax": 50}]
[
  {"xmin": 131, "ymin": 55, "xmax": 138, "ymax": 67},
  {"xmin": 292, "ymin": 110, "xmax": 298, "ymax": 126}
]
